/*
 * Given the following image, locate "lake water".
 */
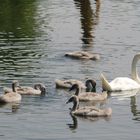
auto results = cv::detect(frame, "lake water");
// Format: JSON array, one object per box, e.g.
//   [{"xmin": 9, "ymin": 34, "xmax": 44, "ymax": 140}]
[{"xmin": 0, "ymin": 0, "xmax": 140, "ymax": 139}]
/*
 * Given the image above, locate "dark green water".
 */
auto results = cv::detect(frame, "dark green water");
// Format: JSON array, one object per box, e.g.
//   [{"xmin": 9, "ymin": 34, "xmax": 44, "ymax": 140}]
[{"xmin": 0, "ymin": 0, "xmax": 140, "ymax": 139}]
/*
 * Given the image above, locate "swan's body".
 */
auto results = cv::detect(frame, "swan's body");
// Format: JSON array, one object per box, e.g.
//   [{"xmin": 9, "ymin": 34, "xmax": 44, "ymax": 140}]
[
  {"xmin": 101, "ymin": 53, "xmax": 140, "ymax": 92},
  {"xmin": 17, "ymin": 83, "xmax": 46, "ymax": 95},
  {"xmin": 55, "ymin": 79, "xmax": 86, "ymax": 89},
  {"xmin": 65, "ymin": 51, "xmax": 100, "ymax": 60},
  {"xmin": 66, "ymin": 95, "xmax": 112, "ymax": 117},
  {"xmin": 0, "ymin": 81, "xmax": 21, "ymax": 104},
  {"xmin": 4, "ymin": 82, "xmax": 46, "ymax": 95},
  {"xmin": 69, "ymin": 80, "xmax": 107, "ymax": 102}
]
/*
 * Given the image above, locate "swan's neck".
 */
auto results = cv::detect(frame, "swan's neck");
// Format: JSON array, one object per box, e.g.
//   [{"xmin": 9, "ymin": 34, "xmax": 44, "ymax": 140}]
[
  {"xmin": 12, "ymin": 83, "xmax": 16, "ymax": 92},
  {"xmin": 101, "ymin": 74, "xmax": 112, "ymax": 91},
  {"xmin": 90, "ymin": 81, "xmax": 96, "ymax": 92},
  {"xmin": 71, "ymin": 99, "xmax": 79, "ymax": 111},
  {"xmin": 131, "ymin": 55, "xmax": 140, "ymax": 83},
  {"xmin": 75, "ymin": 87, "xmax": 81, "ymax": 96}
]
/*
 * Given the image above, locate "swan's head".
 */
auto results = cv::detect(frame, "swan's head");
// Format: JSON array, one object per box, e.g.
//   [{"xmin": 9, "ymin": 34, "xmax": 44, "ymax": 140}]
[
  {"xmin": 66, "ymin": 95, "xmax": 79, "ymax": 112},
  {"xmin": 85, "ymin": 79, "xmax": 96, "ymax": 88},
  {"xmin": 132, "ymin": 53, "xmax": 140, "ymax": 65},
  {"xmin": 34, "ymin": 83, "xmax": 46, "ymax": 94},
  {"xmin": 66, "ymin": 95, "xmax": 78, "ymax": 104},
  {"xmin": 135, "ymin": 53, "xmax": 140, "ymax": 58},
  {"xmin": 69, "ymin": 84, "xmax": 80, "ymax": 92},
  {"xmin": 85, "ymin": 79, "xmax": 96, "ymax": 92},
  {"xmin": 12, "ymin": 80, "xmax": 19, "ymax": 86}
]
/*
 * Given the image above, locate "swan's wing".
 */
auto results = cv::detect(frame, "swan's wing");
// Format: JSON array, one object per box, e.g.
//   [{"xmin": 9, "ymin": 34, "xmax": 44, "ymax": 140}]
[
  {"xmin": 74, "ymin": 106, "xmax": 112, "ymax": 117},
  {"xmin": 3, "ymin": 87, "xmax": 12, "ymax": 94},
  {"xmin": 65, "ymin": 79, "xmax": 86, "ymax": 89},
  {"xmin": 110, "ymin": 77, "xmax": 140, "ymax": 91},
  {"xmin": 17, "ymin": 86, "xmax": 37, "ymax": 94},
  {"xmin": 87, "ymin": 107, "xmax": 112, "ymax": 117},
  {"xmin": 55, "ymin": 79, "xmax": 71, "ymax": 88},
  {"xmin": 74, "ymin": 106, "xmax": 99, "ymax": 116}
]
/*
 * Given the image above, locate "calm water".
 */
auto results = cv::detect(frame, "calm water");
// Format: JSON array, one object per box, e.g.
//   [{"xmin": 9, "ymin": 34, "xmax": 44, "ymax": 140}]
[{"xmin": 0, "ymin": 0, "xmax": 140, "ymax": 139}]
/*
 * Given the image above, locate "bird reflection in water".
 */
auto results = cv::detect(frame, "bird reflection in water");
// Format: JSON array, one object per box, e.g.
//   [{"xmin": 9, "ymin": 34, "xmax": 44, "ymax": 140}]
[
  {"xmin": 130, "ymin": 95, "xmax": 140, "ymax": 122},
  {"xmin": 0, "ymin": 102, "xmax": 20, "ymax": 113},
  {"xmin": 67, "ymin": 114, "xmax": 78, "ymax": 131},
  {"xmin": 11, "ymin": 103, "xmax": 20, "ymax": 113},
  {"xmin": 110, "ymin": 89, "xmax": 140, "ymax": 100},
  {"xmin": 67, "ymin": 113, "xmax": 111, "ymax": 131},
  {"xmin": 110, "ymin": 89, "xmax": 140, "ymax": 122},
  {"xmin": 74, "ymin": 0, "xmax": 100, "ymax": 47}
]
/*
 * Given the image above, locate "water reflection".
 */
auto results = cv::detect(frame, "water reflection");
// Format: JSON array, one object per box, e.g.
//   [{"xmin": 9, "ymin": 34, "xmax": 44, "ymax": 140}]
[
  {"xmin": 74, "ymin": 0, "xmax": 100, "ymax": 47},
  {"xmin": 130, "ymin": 95, "xmax": 140, "ymax": 122},
  {"xmin": 0, "ymin": 0, "xmax": 37, "ymax": 44},
  {"xmin": 0, "ymin": 102, "xmax": 20, "ymax": 113},
  {"xmin": 111, "ymin": 89, "xmax": 140, "ymax": 100},
  {"xmin": 67, "ymin": 113, "xmax": 111, "ymax": 131},
  {"xmin": 67, "ymin": 114, "xmax": 78, "ymax": 131},
  {"xmin": 0, "ymin": 1, "xmax": 48, "ymax": 81},
  {"xmin": 111, "ymin": 89, "xmax": 140, "ymax": 122},
  {"xmin": 0, "ymin": 46, "xmax": 42, "ymax": 80}
]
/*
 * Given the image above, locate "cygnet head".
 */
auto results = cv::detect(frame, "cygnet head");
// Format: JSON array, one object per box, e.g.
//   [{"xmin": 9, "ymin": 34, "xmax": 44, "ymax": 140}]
[
  {"xmin": 85, "ymin": 79, "xmax": 96, "ymax": 88},
  {"xmin": 66, "ymin": 95, "xmax": 79, "ymax": 111},
  {"xmin": 85, "ymin": 79, "xmax": 96, "ymax": 92},
  {"xmin": 12, "ymin": 80, "xmax": 19, "ymax": 86},
  {"xmin": 66, "ymin": 95, "xmax": 78, "ymax": 104},
  {"xmin": 34, "ymin": 83, "xmax": 46, "ymax": 94}
]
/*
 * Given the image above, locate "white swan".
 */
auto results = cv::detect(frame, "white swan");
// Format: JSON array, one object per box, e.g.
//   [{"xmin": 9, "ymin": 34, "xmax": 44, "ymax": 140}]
[{"xmin": 101, "ymin": 53, "xmax": 140, "ymax": 92}]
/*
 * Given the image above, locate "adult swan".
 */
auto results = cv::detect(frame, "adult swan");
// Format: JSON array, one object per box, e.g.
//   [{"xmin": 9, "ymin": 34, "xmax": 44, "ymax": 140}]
[{"xmin": 101, "ymin": 53, "xmax": 140, "ymax": 92}]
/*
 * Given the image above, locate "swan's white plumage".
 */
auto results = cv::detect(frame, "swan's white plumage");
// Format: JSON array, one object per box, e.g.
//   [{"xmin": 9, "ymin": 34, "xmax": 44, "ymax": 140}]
[
  {"xmin": 109, "ymin": 77, "xmax": 140, "ymax": 91},
  {"xmin": 101, "ymin": 53, "xmax": 140, "ymax": 92},
  {"xmin": 101, "ymin": 74, "xmax": 140, "ymax": 92}
]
